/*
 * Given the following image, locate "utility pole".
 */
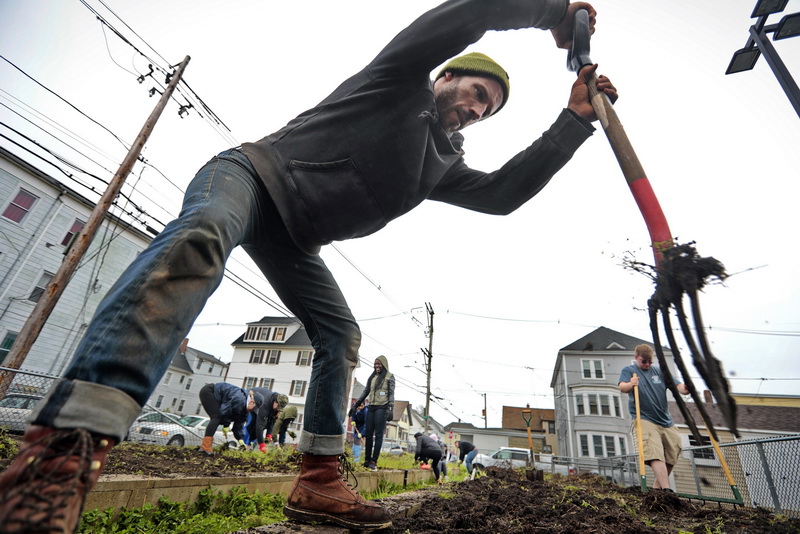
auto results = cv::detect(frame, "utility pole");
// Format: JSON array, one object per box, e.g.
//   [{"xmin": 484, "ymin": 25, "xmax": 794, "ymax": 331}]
[
  {"xmin": 483, "ymin": 393, "xmax": 488, "ymax": 429},
  {"xmin": 422, "ymin": 302, "xmax": 434, "ymax": 433},
  {"xmin": 0, "ymin": 56, "xmax": 191, "ymax": 397}
]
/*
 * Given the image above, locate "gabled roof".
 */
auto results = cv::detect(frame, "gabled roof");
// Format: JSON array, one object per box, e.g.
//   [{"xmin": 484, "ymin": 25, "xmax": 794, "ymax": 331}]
[
  {"xmin": 670, "ymin": 401, "xmax": 800, "ymax": 434},
  {"xmin": 169, "ymin": 351, "xmax": 193, "ymax": 374},
  {"xmin": 249, "ymin": 316, "xmax": 301, "ymax": 326},
  {"xmin": 559, "ymin": 326, "xmax": 655, "ymax": 352},
  {"xmin": 230, "ymin": 317, "xmax": 311, "ymax": 346},
  {"xmin": 185, "ymin": 346, "xmax": 227, "ymax": 367},
  {"xmin": 391, "ymin": 400, "xmax": 410, "ymax": 422}
]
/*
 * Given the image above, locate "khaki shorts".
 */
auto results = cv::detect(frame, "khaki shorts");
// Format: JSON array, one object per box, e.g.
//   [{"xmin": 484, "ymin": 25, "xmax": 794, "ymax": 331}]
[{"xmin": 632, "ymin": 419, "xmax": 681, "ymax": 466}]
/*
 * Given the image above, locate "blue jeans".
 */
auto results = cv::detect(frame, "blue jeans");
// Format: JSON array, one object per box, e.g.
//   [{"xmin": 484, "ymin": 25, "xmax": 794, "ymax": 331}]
[
  {"xmin": 465, "ymin": 449, "xmax": 478, "ymax": 474},
  {"xmin": 364, "ymin": 405, "xmax": 388, "ymax": 465},
  {"xmin": 31, "ymin": 149, "xmax": 360, "ymax": 455}
]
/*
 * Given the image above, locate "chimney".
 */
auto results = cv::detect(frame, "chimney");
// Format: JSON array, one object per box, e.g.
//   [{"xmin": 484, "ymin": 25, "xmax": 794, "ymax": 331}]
[
  {"xmin": 703, "ymin": 390, "xmax": 714, "ymax": 404},
  {"xmin": 179, "ymin": 338, "xmax": 189, "ymax": 355}
]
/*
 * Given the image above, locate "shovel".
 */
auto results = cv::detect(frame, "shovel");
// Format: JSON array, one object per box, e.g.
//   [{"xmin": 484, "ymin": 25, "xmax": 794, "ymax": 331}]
[
  {"xmin": 632, "ymin": 373, "xmax": 648, "ymax": 492},
  {"xmin": 568, "ymin": 9, "xmax": 742, "ymax": 503}
]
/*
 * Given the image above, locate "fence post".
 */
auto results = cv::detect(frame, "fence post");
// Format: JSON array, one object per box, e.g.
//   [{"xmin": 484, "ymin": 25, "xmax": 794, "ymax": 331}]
[{"xmin": 755, "ymin": 441, "xmax": 783, "ymax": 513}]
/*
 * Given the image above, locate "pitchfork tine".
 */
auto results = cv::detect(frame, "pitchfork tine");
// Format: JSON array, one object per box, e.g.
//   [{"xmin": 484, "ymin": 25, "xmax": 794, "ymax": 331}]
[
  {"xmin": 659, "ymin": 302, "xmax": 722, "ymax": 443},
  {"xmin": 649, "ymin": 302, "xmax": 708, "ymax": 445},
  {"xmin": 688, "ymin": 289, "xmax": 739, "ymax": 437}
]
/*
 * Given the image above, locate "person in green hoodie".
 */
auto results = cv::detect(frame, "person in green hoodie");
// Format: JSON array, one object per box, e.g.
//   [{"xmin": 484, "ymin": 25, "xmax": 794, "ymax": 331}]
[
  {"xmin": 0, "ymin": 1, "xmax": 616, "ymax": 532},
  {"xmin": 351, "ymin": 356, "xmax": 395, "ymax": 471}
]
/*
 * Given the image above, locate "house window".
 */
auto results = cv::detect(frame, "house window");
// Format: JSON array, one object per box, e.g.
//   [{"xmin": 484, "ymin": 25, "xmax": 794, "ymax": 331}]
[
  {"xmin": 593, "ymin": 435, "xmax": 604, "ymax": 456},
  {"xmin": 600, "ymin": 395, "xmax": 611, "ymax": 416},
  {"xmin": 185, "ymin": 378, "xmax": 192, "ymax": 391},
  {"xmin": 296, "ymin": 350, "xmax": 312, "ymax": 366},
  {"xmin": 164, "ymin": 372, "xmax": 172, "ymax": 385},
  {"xmin": 28, "ymin": 271, "xmax": 54, "ymax": 303},
  {"xmin": 578, "ymin": 432, "xmax": 626, "ymax": 457},
  {"xmin": 290, "ymin": 380, "xmax": 307, "ymax": 396},
  {"xmin": 258, "ymin": 378, "xmax": 274, "ymax": 389},
  {"xmin": 683, "ymin": 434, "xmax": 717, "ymax": 465},
  {"xmin": 196, "ymin": 359, "xmax": 203, "ymax": 370},
  {"xmin": 61, "ymin": 219, "xmax": 85, "ymax": 247},
  {"xmin": 243, "ymin": 377, "xmax": 257, "ymax": 389},
  {"xmin": 171, "ymin": 398, "xmax": 177, "ymax": 407},
  {"xmin": 155, "ymin": 395, "xmax": 164, "ymax": 408},
  {"xmin": 619, "ymin": 437, "xmax": 627, "ymax": 456},
  {"xmin": 179, "ymin": 376, "xmax": 185, "ymax": 384},
  {"xmin": 0, "ymin": 332, "xmax": 19, "ymax": 364},
  {"xmin": 249, "ymin": 349, "xmax": 264, "ymax": 364},
  {"xmin": 272, "ymin": 327, "xmax": 286, "ymax": 341},
  {"xmin": 548, "ymin": 421, "xmax": 555, "ymax": 434},
  {"xmin": 195, "ymin": 404, "xmax": 202, "ymax": 415},
  {"xmin": 2, "ymin": 189, "xmax": 38, "ymax": 223},
  {"xmin": 575, "ymin": 392, "xmax": 622, "ymax": 417},
  {"xmin": 209, "ymin": 364, "xmax": 214, "ymax": 374},
  {"xmin": 244, "ymin": 326, "xmax": 271, "ymax": 341},
  {"xmin": 582, "ymin": 359, "xmax": 604, "ymax": 379},
  {"xmin": 266, "ymin": 350, "xmax": 281, "ymax": 365},
  {"xmin": 588, "ymin": 394, "xmax": 598, "ymax": 415},
  {"xmin": 178, "ymin": 400, "xmax": 185, "ymax": 412}
]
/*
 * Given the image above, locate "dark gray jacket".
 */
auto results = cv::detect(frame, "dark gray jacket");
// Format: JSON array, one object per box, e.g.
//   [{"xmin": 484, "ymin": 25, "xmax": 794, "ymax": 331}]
[{"xmin": 242, "ymin": 0, "xmax": 592, "ymax": 255}]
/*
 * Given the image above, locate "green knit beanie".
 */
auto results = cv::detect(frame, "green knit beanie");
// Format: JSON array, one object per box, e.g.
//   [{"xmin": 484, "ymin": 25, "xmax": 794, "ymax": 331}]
[{"xmin": 435, "ymin": 52, "xmax": 510, "ymax": 113}]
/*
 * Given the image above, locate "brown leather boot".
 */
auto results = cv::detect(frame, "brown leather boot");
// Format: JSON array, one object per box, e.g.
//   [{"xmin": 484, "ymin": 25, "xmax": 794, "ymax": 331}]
[
  {"xmin": 0, "ymin": 425, "xmax": 115, "ymax": 533},
  {"xmin": 284, "ymin": 454, "xmax": 391, "ymax": 529},
  {"xmin": 199, "ymin": 436, "xmax": 213, "ymax": 455}
]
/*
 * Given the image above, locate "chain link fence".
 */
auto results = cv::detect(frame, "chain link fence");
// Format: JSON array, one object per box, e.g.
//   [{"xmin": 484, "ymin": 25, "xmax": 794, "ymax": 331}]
[
  {"xmin": 0, "ymin": 367, "xmax": 233, "ymax": 448},
  {"xmin": 591, "ymin": 435, "xmax": 800, "ymax": 518}
]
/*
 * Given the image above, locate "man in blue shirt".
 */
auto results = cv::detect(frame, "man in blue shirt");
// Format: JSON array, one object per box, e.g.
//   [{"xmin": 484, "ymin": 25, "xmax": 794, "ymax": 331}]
[{"xmin": 619, "ymin": 344, "xmax": 688, "ymax": 491}]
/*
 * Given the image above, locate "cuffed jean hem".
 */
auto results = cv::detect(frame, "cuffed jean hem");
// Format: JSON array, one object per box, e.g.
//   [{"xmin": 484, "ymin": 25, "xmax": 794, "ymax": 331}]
[
  {"xmin": 298, "ymin": 430, "xmax": 345, "ymax": 456},
  {"xmin": 29, "ymin": 379, "xmax": 141, "ymax": 443}
]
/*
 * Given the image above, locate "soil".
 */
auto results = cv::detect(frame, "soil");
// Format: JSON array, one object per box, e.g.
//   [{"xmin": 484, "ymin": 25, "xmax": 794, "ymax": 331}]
[
  {"xmin": 384, "ymin": 468, "xmax": 800, "ymax": 534},
  {"xmin": 2, "ymin": 440, "xmax": 799, "ymax": 533}
]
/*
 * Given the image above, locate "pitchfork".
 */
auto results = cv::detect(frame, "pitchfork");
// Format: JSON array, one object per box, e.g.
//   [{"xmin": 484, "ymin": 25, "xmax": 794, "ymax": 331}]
[{"xmin": 568, "ymin": 9, "xmax": 741, "ymax": 501}]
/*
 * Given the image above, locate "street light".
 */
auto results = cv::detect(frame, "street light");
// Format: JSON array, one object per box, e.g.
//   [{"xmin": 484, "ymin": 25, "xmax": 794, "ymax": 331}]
[{"xmin": 726, "ymin": 0, "xmax": 800, "ymax": 117}]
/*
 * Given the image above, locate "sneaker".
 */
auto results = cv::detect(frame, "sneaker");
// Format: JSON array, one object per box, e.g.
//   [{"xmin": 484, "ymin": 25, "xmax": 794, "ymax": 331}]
[
  {"xmin": 368, "ymin": 462, "xmax": 378, "ymax": 471},
  {"xmin": 0, "ymin": 425, "xmax": 115, "ymax": 533}
]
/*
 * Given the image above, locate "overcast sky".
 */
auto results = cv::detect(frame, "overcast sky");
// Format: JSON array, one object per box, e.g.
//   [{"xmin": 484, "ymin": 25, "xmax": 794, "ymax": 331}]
[{"xmin": 1, "ymin": 0, "xmax": 799, "ymax": 428}]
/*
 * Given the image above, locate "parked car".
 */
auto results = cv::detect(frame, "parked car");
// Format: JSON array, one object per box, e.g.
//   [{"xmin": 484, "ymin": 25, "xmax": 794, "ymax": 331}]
[
  {"xmin": 472, "ymin": 447, "xmax": 573, "ymax": 476},
  {"xmin": 0, "ymin": 393, "xmax": 42, "ymax": 433},
  {"xmin": 127, "ymin": 414, "xmax": 233, "ymax": 447}
]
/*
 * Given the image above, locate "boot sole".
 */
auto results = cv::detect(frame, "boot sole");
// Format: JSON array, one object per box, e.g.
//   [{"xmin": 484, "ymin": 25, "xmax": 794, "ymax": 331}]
[{"xmin": 283, "ymin": 504, "xmax": 392, "ymax": 529}]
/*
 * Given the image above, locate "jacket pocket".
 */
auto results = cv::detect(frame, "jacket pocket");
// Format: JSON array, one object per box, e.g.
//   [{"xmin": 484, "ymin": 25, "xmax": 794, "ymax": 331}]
[{"xmin": 287, "ymin": 158, "xmax": 386, "ymax": 242}]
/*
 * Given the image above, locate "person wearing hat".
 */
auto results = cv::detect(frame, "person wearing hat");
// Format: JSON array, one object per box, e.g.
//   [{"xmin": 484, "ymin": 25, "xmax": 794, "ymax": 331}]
[
  {"xmin": 197, "ymin": 383, "xmax": 263, "ymax": 455},
  {"xmin": 272, "ymin": 403, "xmax": 299, "ymax": 447},
  {"xmin": 0, "ymin": 1, "xmax": 617, "ymax": 532},
  {"xmin": 249, "ymin": 388, "xmax": 288, "ymax": 452}
]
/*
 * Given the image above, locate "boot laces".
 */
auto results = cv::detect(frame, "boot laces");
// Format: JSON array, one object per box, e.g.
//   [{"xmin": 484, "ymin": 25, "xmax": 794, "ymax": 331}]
[
  {"xmin": 338, "ymin": 453, "xmax": 360, "ymax": 491},
  {"xmin": 0, "ymin": 429, "xmax": 98, "ymax": 533}
]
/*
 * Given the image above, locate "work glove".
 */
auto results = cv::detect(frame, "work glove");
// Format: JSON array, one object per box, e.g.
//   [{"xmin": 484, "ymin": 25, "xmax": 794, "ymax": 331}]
[
  {"xmin": 237, "ymin": 439, "xmax": 247, "ymax": 451},
  {"xmin": 288, "ymin": 430, "xmax": 297, "ymax": 439},
  {"xmin": 222, "ymin": 427, "xmax": 230, "ymax": 438},
  {"xmin": 385, "ymin": 409, "xmax": 393, "ymax": 421},
  {"xmin": 259, "ymin": 442, "xmax": 267, "ymax": 453},
  {"xmin": 266, "ymin": 434, "xmax": 272, "ymax": 443}
]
